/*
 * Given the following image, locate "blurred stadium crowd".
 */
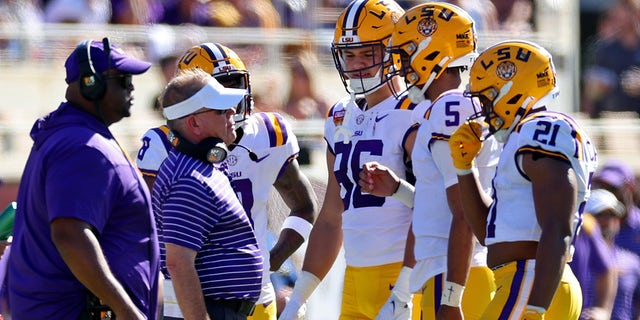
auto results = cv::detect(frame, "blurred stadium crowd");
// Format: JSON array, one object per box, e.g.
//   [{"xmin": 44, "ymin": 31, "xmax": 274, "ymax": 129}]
[{"xmin": 0, "ymin": 0, "xmax": 638, "ymax": 191}]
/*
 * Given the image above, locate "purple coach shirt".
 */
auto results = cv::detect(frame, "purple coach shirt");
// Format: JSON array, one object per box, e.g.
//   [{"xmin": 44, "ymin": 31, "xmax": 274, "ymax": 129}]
[
  {"xmin": 153, "ymin": 149, "xmax": 263, "ymax": 302},
  {"xmin": 7, "ymin": 103, "xmax": 160, "ymax": 319},
  {"xmin": 569, "ymin": 214, "xmax": 615, "ymax": 316}
]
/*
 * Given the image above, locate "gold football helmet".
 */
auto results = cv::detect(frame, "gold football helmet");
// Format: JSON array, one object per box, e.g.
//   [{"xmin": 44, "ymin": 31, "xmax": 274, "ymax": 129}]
[
  {"xmin": 467, "ymin": 40, "xmax": 559, "ymax": 142},
  {"xmin": 178, "ymin": 42, "xmax": 252, "ymax": 123},
  {"xmin": 331, "ymin": 0, "xmax": 405, "ymax": 95},
  {"xmin": 388, "ymin": 2, "xmax": 477, "ymax": 103}
]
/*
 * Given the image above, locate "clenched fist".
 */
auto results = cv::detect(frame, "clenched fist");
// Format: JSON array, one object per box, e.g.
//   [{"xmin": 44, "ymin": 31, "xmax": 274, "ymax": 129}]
[{"xmin": 449, "ymin": 121, "xmax": 483, "ymax": 171}]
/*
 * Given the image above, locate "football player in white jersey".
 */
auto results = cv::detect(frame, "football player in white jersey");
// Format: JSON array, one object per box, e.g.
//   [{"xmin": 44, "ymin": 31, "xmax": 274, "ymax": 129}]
[
  {"xmin": 449, "ymin": 40, "xmax": 598, "ymax": 319},
  {"xmin": 279, "ymin": 1, "xmax": 422, "ymax": 319},
  {"xmin": 136, "ymin": 42, "xmax": 318, "ymax": 320},
  {"xmin": 359, "ymin": 3, "xmax": 501, "ymax": 320}
]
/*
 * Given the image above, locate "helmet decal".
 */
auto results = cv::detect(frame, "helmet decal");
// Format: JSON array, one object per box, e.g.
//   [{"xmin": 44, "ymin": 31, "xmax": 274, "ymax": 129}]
[
  {"xmin": 537, "ymin": 67, "xmax": 554, "ymax": 88},
  {"xmin": 387, "ymin": 2, "xmax": 478, "ymax": 102},
  {"xmin": 340, "ymin": 0, "xmax": 367, "ymax": 40},
  {"xmin": 467, "ymin": 40, "xmax": 559, "ymax": 141},
  {"xmin": 417, "ymin": 18, "xmax": 438, "ymax": 37},
  {"xmin": 496, "ymin": 61, "xmax": 517, "ymax": 81},
  {"xmin": 200, "ymin": 43, "xmax": 234, "ymax": 73}
]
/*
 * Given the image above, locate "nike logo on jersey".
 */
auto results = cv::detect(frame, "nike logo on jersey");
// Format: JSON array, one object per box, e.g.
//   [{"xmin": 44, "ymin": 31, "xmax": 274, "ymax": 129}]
[
  {"xmin": 255, "ymin": 154, "xmax": 270, "ymax": 163},
  {"xmin": 375, "ymin": 114, "xmax": 389, "ymax": 122}
]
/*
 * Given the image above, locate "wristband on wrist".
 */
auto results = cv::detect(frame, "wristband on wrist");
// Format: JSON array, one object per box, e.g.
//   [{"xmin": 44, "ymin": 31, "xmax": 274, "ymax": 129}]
[
  {"xmin": 290, "ymin": 271, "xmax": 321, "ymax": 304},
  {"xmin": 440, "ymin": 281, "xmax": 465, "ymax": 307},
  {"xmin": 392, "ymin": 266, "xmax": 413, "ymax": 302},
  {"xmin": 455, "ymin": 168, "xmax": 474, "ymax": 176},
  {"xmin": 281, "ymin": 216, "xmax": 313, "ymax": 242},
  {"xmin": 392, "ymin": 179, "xmax": 415, "ymax": 208}
]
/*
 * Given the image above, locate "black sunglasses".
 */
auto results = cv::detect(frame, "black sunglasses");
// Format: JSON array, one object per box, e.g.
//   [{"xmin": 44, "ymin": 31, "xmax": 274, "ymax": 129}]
[{"xmin": 105, "ymin": 74, "xmax": 132, "ymax": 89}]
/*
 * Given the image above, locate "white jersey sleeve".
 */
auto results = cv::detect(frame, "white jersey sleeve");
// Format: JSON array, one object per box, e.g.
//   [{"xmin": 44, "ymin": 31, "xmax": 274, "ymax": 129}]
[
  {"xmin": 135, "ymin": 125, "xmax": 172, "ymax": 177},
  {"xmin": 485, "ymin": 111, "xmax": 598, "ymax": 245}
]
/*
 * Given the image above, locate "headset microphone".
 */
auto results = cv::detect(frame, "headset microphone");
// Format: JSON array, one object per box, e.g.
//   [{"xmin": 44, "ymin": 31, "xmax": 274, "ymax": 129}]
[{"xmin": 231, "ymin": 143, "xmax": 258, "ymax": 162}]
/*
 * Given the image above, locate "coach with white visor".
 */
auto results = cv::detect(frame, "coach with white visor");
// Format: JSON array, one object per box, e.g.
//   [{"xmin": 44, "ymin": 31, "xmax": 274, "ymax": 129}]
[
  {"xmin": 161, "ymin": 69, "xmax": 248, "ymax": 163},
  {"xmin": 153, "ymin": 68, "xmax": 263, "ymax": 320}
]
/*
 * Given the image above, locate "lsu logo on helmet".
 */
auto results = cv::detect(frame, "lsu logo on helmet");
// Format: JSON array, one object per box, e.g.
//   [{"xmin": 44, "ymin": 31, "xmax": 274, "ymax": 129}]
[
  {"xmin": 496, "ymin": 61, "xmax": 517, "ymax": 81},
  {"xmin": 467, "ymin": 40, "xmax": 559, "ymax": 140},
  {"xmin": 418, "ymin": 18, "xmax": 438, "ymax": 37},
  {"xmin": 387, "ymin": 2, "xmax": 478, "ymax": 102}
]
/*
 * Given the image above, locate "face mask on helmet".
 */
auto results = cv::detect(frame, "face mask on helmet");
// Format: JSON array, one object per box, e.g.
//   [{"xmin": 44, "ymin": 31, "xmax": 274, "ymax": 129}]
[
  {"xmin": 465, "ymin": 40, "xmax": 559, "ymax": 142},
  {"xmin": 333, "ymin": 43, "xmax": 392, "ymax": 94},
  {"xmin": 331, "ymin": 0, "xmax": 405, "ymax": 95},
  {"xmin": 387, "ymin": 2, "xmax": 478, "ymax": 103},
  {"xmin": 178, "ymin": 42, "xmax": 253, "ymax": 124}
]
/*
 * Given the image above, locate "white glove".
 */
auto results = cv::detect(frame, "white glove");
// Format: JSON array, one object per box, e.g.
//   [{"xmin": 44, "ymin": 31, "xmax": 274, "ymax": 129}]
[
  {"xmin": 375, "ymin": 266, "xmax": 413, "ymax": 320},
  {"xmin": 278, "ymin": 271, "xmax": 321, "ymax": 320}
]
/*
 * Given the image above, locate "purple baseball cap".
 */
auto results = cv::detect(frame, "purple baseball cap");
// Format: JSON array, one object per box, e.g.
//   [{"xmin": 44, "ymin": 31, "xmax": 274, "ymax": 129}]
[
  {"xmin": 64, "ymin": 40, "xmax": 152, "ymax": 84},
  {"xmin": 595, "ymin": 159, "xmax": 636, "ymax": 189}
]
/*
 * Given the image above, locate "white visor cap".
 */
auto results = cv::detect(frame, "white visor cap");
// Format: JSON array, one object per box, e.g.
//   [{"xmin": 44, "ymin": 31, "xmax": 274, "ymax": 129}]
[{"xmin": 163, "ymin": 77, "xmax": 247, "ymax": 120}]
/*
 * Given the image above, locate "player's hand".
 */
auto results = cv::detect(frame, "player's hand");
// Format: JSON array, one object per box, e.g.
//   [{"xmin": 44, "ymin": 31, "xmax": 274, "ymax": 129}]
[
  {"xmin": 436, "ymin": 305, "xmax": 463, "ymax": 320},
  {"xmin": 358, "ymin": 161, "xmax": 400, "ymax": 197},
  {"xmin": 449, "ymin": 121, "xmax": 483, "ymax": 171},
  {"xmin": 279, "ymin": 296, "xmax": 306, "ymax": 320},
  {"xmin": 374, "ymin": 292, "xmax": 412, "ymax": 320}
]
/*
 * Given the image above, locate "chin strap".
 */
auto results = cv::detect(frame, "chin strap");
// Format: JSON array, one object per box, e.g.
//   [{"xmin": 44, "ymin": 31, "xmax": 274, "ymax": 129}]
[
  {"xmin": 407, "ymin": 55, "xmax": 451, "ymax": 104},
  {"xmin": 501, "ymin": 95, "xmax": 535, "ymax": 138}
]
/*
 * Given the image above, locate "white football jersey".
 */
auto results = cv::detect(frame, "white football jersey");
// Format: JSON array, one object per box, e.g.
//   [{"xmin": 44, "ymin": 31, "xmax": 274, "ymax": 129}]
[
  {"xmin": 136, "ymin": 125, "xmax": 171, "ymax": 177},
  {"xmin": 324, "ymin": 94, "xmax": 417, "ymax": 267},
  {"xmin": 410, "ymin": 90, "xmax": 501, "ymax": 289},
  {"xmin": 484, "ymin": 111, "xmax": 598, "ymax": 247},
  {"xmin": 225, "ymin": 112, "xmax": 299, "ymax": 291},
  {"xmin": 135, "ymin": 112, "xmax": 299, "ymax": 304}
]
